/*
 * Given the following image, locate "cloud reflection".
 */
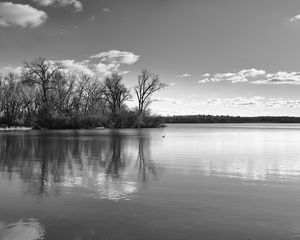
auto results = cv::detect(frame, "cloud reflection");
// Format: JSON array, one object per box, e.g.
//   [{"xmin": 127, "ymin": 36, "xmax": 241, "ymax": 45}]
[{"xmin": 0, "ymin": 219, "xmax": 44, "ymax": 240}]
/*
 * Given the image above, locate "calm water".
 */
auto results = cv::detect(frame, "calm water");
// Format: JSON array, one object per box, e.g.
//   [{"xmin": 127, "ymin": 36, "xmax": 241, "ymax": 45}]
[{"xmin": 1, "ymin": 124, "xmax": 300, "ymax": 240}]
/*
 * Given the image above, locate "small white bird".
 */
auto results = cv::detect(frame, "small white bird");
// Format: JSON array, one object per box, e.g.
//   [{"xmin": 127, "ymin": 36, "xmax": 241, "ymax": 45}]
[{"xmin": 162, "ymin": 134, "xmax": 165, "ymax": 138}]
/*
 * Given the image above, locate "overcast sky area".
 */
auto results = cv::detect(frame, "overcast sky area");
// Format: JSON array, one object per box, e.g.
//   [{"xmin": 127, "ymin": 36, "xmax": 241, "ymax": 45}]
[{"xmin": 1, "ymin": 0, "xmax": 300, "ymax": 116}]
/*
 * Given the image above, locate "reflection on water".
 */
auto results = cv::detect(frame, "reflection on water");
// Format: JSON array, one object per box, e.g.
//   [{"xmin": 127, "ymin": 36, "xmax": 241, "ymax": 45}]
[
  {"xmin": 0, "ymin": 130, "xmax": 161, "ymax": 200},
  {"xmin": 158, "ymin": 124, "xmax": 300, "ymax": 181},
  {"xmin": 136, "ymin": 137, "xmax": 160, "ymax": 183},
  {"xmin": 1, "ymin": 125, "xmax": 300, "ymax": 239},
  {"xmin": 0, "ymin": 219, "xmax": 44, "ymax": 240},
  {"xmin": 1, "ymin": 125, "xmax": 300, "ymax": 202}
]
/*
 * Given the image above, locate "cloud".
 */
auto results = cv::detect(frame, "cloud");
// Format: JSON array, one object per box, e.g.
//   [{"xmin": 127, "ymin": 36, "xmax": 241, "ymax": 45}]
[
  {"xmin": 205, "ymin": 96, "xmax": 300, "ymax": 109},
  {"xmin": 177, "ymin": 73, "xmax": 191, "ymax": 78},
  {"xmin": 2, "ymin": 50, "xmax": 138, "ymax": 79},
  {"xmin": 239, "ymin": 69, "xmax": 266, "ymax": 77},
  {"xmin": 57, "ymin": 59, "xmax": 94, "ymax": 76},
  {"xmin": 55, "ymin": 60, "xmax": 117, "ymax": 77},
  {"xmin": 1, "ymin": 65, "xmax": 23, "ymax": 74},
  {"xmin": 252, "ymin": 71, "xmax": 300, "ymax": 85},
  {"xmin": 207, "ymin": 96, "xmax": 265, "ymax": 107},
  {"xmin": 31, "ymin": 0, "xmax": 83, "ymax": 12},
  {"xmin": 154, "ymin": 97, "xmax": 184, "ymax": 105},
  {"xmin": 53, "ymin": 50, "xmax": 139, "ymax": 77},
  {"xmin": 102, "ymin": 8, "xmax": 110, "ymax": 12},
  {"xmin": 90, "ymin": 50, "xmax": 140, "ymax": 64},
  {"xmin": 290, "ymin": 14, "xmax": 300, "ymax": 22},
  {"xmin": 198, "ymin": 68, "xmax": 300, "ymax": 85},
  {"xmin": 198, "ymin": 78, "xmax": 210, "ymax": 83},
  {"xmin": 264, "ymin": 98, "xmax": 300, "ymax": 109},
  {"xmin": 94, "ymin": 62, "xmax": 119, "ymax": 76},
  {"xmin": 208, "ymin": 69, "xmax": 265, "ymax": 83},
  {"xmin": 0, "ymin": 2, "xmax": 47, "ymax": 28},
  {"xmin": 150, "ymin": 95, "xmax": 300, "ymax": 116},
  {"xmin": 202, "ymin": 73, "xmax": 210, "ymax": 77}
]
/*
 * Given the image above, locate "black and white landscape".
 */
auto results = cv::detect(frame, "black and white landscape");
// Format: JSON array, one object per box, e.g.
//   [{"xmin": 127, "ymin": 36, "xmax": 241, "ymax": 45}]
[{"xmin": 1, "ymin": 1, "xmax": 300, "ymax": 240}]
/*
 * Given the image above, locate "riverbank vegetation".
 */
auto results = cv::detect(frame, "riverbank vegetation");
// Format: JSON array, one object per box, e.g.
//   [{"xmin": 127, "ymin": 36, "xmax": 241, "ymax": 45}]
[{"xmin": 0, "ymin": 57, "xmax": 167, "ymax": 129}]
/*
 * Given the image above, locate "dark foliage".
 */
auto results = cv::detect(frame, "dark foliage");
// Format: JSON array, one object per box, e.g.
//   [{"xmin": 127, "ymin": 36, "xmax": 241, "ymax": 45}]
[{"xmin": 0, "ymin": 58, "xmax": 166, "ymax": 129}]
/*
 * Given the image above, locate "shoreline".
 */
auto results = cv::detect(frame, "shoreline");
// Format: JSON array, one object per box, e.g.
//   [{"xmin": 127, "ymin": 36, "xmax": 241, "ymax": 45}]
[{"xmin": 0, "ymin": 127, "xmax": 32, "ymax": 131}]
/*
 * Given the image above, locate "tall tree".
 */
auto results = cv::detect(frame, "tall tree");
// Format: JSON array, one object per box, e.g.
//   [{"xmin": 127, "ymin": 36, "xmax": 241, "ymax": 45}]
[
  {"xmin": 22, "ymin": 57, "xmax": 62, "ymax": 116},
  {"xmin": 134, "ymin": 69, "xmax": 167, "ymax": 116},
  {"xmin": 102, "ymin": 73, "xmax": 131, "ymax": 116},
  {"xmin": 52, "ymin": 72, "xmax": 76, "ymax": 115}
]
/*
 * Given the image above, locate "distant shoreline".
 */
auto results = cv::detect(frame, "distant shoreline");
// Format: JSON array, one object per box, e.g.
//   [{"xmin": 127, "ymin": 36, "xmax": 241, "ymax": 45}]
[
  {"xmin": 0, "ymin": 127, "xmax": 32, "ymax": 131},
  {"xmin": 162, "ymin": 115, "xmax": 300, "ymax": 124}
]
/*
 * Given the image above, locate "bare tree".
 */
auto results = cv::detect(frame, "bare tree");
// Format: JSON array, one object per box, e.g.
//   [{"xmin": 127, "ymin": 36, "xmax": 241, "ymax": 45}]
[
  {"xmin": 82, "ymin": 78, "xmax": 104, "ymax": 115},
  {"xmin": 72, "ymin": 74, "xmax": 104, "ymax": 115},
  {"xmin": 22, "ymin": 57, "xmax": 62, "ymax": 115},
  {"xmin": 53, "ymin": 72, "xmax": 76, "ymax": 114},
  {"xmin": 0, "ymin": 73, "xmax": 23, "ymax": 125},
  {"xmin": 72, "ymin": 74, "xmax": 90, "ymax": 114},
  {"xmin": 102, "ymin": 73, "xmax": 131, "ymax": 116},
  {"xmin": 134, "ymin": 69, "xmax": 167, "ymax": 116}
]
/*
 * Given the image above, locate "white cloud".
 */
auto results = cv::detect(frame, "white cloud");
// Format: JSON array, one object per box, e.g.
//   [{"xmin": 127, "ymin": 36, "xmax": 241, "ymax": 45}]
[
  {"xmin": 2, "ymin": 50, "xmax": 138, "ymax": 79},
  {"xmin": 205, "ymin": 96, "xmax": 300, "ymax": 109},
  {"xmin": 252, "ymin": 71, "xmax": 300, "ymax": 85},
  {"xmin": 202, "ymin": 73, "xmax": 210, "ymax": 77},
  {"xmin": 208, "ymin": 69, "xmax": 265, "ymax": 83},
  {"xmin": 150, "ymin": 95, "xmax": 300, "ymax": 116},
  {"xmin": 238, "ymin": 68, "xmax": 266, "ymax": 77},
  {"xmin": 177, "ymin": 73, "xmax": 191, "ymax": 78},
  {"xmin": 198, "ymin": 68, "xmax": 300, "ymax": 85},
  {"xmin": 154, "ymin": 97, "xmax": 184, "ymax": 105},
  {"xmin": 1, "ymin": 65, "xmax": 23, "ymax": 74},
  {"xmin": 290, "ymin": 14, "xmax": 300, "ymax": 22},
  {"xmin": 198, "ymin": 78, "xmax": 210, "ymax": 83},
  {"xmin": 55, "ymin": 60, "xmax": 117, "ymax": 77},
  {"xmin": 102, "ymin": 8, "xmax": 110, "ymax": 12},
  {"xmin": 264, "ymin": 98, "xmax": 300, "ymax": 109},
  {"xmin": 94, "ymin": 62, "xmax": 119, "ymax": 76},
  {"xmin": 53, "ymin": 50, "xmax": 139, "ymax": 77},
  {"xmin": 120, "ymin": 70, "xmax": 130, "ymax": 75},
  {"xmin": 31, "ymin": 0, "xmax": 83, "ymax": 12},
  {"xmin": 0, "ymin": 2, "xmax": 47, "ymax": 28},
  {"xmin": 207, "ymin": 96, "xmax": 265, "ymax": 107},
  {"xmin": 90, "ymin": 50, "xmax": 140, "ymax": 64},
  {"xmin": 57, "ymin": 59, "xmax": 94, "ymax": 76}
]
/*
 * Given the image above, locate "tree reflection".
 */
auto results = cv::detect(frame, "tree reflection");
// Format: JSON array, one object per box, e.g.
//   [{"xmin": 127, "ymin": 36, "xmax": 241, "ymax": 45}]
[
  {"xmin": 105, "ymin": 135, "xmax": 126, "ymax": 178},
  {"xmin": 0, "ymin": 130, "xmax": 161, "ymax": 199},
  {"xmin": 136, "ymin": 137, "xmax": 159, "ymax": 183}
]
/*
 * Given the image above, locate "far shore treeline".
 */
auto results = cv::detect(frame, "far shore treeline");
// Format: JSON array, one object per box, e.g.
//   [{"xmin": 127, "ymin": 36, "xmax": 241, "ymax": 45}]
[
  {"xmin": 162, "ymin": 115, "xmax": 300, "ymax": 123},
  {"xmin": 0, "ymin": 57, "xmax": 167, "ymax": 129}
]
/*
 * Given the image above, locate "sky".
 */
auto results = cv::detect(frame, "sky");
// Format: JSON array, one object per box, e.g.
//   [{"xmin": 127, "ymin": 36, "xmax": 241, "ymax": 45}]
[{"xmin": 1, "ymin": 0, "xmax": 300, "ymax": 116}]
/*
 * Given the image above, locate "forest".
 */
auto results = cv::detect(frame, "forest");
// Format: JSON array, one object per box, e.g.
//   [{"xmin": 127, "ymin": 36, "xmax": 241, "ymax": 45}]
[{"xmin": 0, "ymin": 57, "xmax": 167, "ymax": 129}]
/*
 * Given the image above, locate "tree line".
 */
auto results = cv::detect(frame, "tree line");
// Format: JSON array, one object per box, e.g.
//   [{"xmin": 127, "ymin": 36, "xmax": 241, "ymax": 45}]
[
  {"xmin": 0, "ymin": 57, "xmax": 167, "ymax": 129},
  {"xmin": 163, "ymin": 115, "xmax": 300, "ymax": 123}
]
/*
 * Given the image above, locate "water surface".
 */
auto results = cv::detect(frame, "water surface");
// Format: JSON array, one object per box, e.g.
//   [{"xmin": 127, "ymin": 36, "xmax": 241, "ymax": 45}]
[{"xmin": 1, "ymin": 124, "xmax": 300, "ymax": 239}]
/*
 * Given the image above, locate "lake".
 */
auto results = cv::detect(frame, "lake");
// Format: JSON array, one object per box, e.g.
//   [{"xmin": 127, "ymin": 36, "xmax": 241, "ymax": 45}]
[{"xmin": 1, "ymin": 123, "xmax": 300, "ymax": 240}]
